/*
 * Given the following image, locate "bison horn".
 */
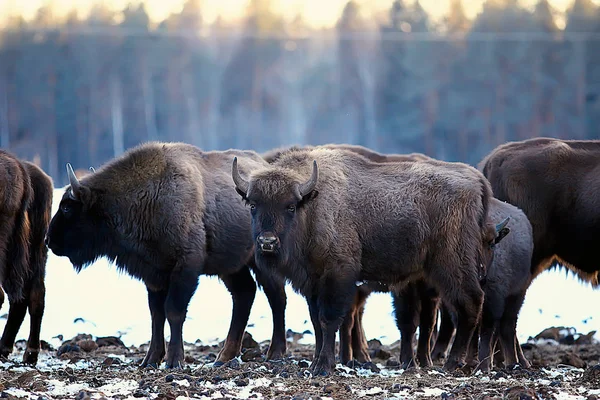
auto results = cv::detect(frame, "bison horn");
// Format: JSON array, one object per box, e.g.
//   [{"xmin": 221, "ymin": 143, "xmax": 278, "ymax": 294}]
[
  {"xmin": 493, "ymin": 216, "xmax": 511, "ymax": 245},
  {"xmin": 232, "ymin": 157, "xmax": 249, "ymax": 195},
  {"xmin": 89, "ymin": 167, "xmax": 96, "ymax": 173},
  {"xmin": 298, "ymin": 160, "xmax": 319, "ymax": 197},
  {"xmin": 66, "ymin": 163, "xmax": 81, "ymax": 198},
  {"xmin": 495, "ymin": 216, "xmax": 510, "ymax": 233}
]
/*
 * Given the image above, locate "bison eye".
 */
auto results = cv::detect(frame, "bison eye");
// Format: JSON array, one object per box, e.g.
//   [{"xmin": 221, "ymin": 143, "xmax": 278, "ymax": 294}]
[
  {"xmin": 61, "ymin": 204, "xmax": 71, "ymax": 214},
  {"xmin": 287, "ymin": 204, "xmax": 296, "ymax": 213},
  {"xmin": 249, "ymin": 204, "xmax": 256, "ymax": 211}
]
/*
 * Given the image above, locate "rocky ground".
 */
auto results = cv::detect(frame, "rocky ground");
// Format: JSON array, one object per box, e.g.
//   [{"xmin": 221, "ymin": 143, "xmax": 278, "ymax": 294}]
[{"xmin": 1, "ymin": 327, "xmax": 600, "ymax": 399}]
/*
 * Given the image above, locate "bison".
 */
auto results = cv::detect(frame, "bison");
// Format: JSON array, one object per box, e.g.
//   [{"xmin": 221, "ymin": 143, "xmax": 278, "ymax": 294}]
[
  {"xmin": 45, "ymin": 142, "xmax": 287, "ymax": 368},
  {"xmin": 233, "ymin": 147, "xmax": 496, "ymax": 375},
  {"xmin": 307, "ymin": 147, "xmax": 533, "ymax": 371},
  {"xmin": 391, "ymin": 198, "xmax": 533, "ymax": 372},
  {"xmin": 0, "ymin": 152, "xmax": 53, "ymax": 365},
  {"xmin": 479, "ymin": 137, "xmax": 600, "ymax": 284}
]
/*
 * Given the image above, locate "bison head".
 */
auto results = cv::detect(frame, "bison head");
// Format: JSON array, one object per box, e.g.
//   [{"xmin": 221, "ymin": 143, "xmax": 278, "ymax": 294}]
[
  {"xmin": 46, "ymin": 163, "xmax": 113, "ymax": 271},
  {"xmin": 232, "ymin": 157, "xmax": 319, "ymax": 263},
  {"xmin": 480, "ymin": 216, "xmax": 511, "ymax": 280}
]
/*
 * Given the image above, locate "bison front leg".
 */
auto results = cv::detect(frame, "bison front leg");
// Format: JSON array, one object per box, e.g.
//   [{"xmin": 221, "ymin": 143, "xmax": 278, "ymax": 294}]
[
  {"xmin": 141, "ymin": 288, "xmax": 167, "ymax": 368},
  {"xmin": 311, "ymin": 278, "xmax": 356, "ymax": 376},
  {"xmin": 215, "ymin": 266, "xmax": 257, "ymax": 364},
  {"xmin": 307, "ymin": 296, "xmax": 324, "ymax": 364},
  {"xmin": 164, "ymin": 267, "xmax": 201, "ymax": 369},
  {"xmin": 23, "ymin": 281, "xmax": 45, "ymax": 365},
  {"xmin": 253, "ymin": 268, "xmax": 286, "ymax": 360}
]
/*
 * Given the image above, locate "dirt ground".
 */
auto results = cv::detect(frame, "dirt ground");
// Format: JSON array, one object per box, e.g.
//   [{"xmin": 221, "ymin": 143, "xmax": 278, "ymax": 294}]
[{"xmin": 1, "ymin": 327, "xmax": 600, "ymax": 399}]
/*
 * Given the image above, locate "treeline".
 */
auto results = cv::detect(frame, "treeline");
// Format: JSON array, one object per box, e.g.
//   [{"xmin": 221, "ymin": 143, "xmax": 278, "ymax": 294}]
[{"xmin": 1, "ymin": 0, "xmax": 600, "ymax": 185}]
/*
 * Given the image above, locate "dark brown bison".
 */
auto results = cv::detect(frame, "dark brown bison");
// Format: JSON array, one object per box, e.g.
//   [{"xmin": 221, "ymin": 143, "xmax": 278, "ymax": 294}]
[
  {"xmin": 391, "ymin": 198, "xmax": 533, "ymax": 372},
  {"xmin": 479, "ymin": 137, "xmax": 600, "ymax": 284},
  {"xmin": 233, "ymin": 147, "xmax": 496, "ymax": 375},
  {"xmin": 262, "ymin": 144, "xmax": 431, "ymax": 365},
  {"xmin": 45, "ymin": 142, "xmax": 287, "ymax": 368},
  {"xmin": 0, "ymin": 152, "xmax": 53, "ymax": 365},
  {"xmin": 308, "ymin": 147, "xmax": 533, "ymax": 372},
  {"xmin": 262, "ymin": 143, "xmax": 430, "ymax": 164}
]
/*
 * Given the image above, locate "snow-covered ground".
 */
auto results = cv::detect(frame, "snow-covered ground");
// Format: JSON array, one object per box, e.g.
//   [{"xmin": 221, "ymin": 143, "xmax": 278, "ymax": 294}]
[{"xmin": 4, "ymin": 189, "xmax": 600, "ymax": 348}]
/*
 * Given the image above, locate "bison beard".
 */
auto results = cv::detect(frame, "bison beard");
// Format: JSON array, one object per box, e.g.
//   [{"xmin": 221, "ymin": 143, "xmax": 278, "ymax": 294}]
[
  {"xmin": 233, "ymin": 148, "xmax": 493, "ymax": 375},
  {"xmin": 0, "ymin": 152, "xmax": 53, "ymax": 365},
  {"xmin": 45, "ymin": 142, "xmax": 287, "ymax": 369}
]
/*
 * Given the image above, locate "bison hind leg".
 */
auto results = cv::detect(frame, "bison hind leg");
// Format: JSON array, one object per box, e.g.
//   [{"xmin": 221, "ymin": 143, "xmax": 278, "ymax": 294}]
[
  {"xmin": 433, "ymin": 271, "xmax": 484, "ymax": 372},
  {"xmin": 141, "ymin": 288, "xmax": 168, "ymax": 369},
  {"xmin": 391, "ymin": 282, "xmax": 420, "ymax": 370},
  {"xmin": 0, "ymin": 297, "xmax": 28, "ymax": 360},
  {"xmin": 23, "ymin": 281, "xmax": 45, "ymax": 365},
  {"xmin": 498, "ymin": 293, "xmax": 528, "ymax": 369},
  {"xmin": 431, "ymin": 305, "xmax": 455, "ymax": 362}
]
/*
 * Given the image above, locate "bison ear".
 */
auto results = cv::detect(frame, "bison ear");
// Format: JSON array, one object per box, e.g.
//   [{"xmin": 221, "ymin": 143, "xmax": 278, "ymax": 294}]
[{"xmin": 302, "ymin": 189, "xmax": 319, "ymax": 203}]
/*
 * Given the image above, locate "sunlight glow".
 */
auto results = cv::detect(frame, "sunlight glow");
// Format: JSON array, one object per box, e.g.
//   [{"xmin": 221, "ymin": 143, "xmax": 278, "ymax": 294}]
[{"xmin": 2, "ymin": 0, "xmax": 600, "ymax": 28}]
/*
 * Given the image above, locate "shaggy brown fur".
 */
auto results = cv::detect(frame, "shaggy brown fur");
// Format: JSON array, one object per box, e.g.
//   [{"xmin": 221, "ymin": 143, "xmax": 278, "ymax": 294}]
[
  {"xmin": 312, "ymin": 147, "xmax": 534, "ymax": 372},
  {"xmin": 234, "ymin": 147, "xmax": 494, "ymax": 375},
  {"xmin": 46, "ymin": 142, "xmax": 287, "ymax": 369},
  {"xmin": 0, "ymin": 153, "xmax": 53, "ymax": 365},
  {"xmin": 479, "ymin": 137, "xmax": 600, "ymax": 284}
]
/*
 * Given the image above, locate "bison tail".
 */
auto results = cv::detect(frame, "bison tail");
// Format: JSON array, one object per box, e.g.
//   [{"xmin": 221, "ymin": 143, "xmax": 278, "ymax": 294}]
[
  {"xmin": 26, "ymin": 167, "xmax": 53, "ymax": 288},
  {"xmin": 3, "ymin": 166, "xmax": 34, "ymax": 302}
]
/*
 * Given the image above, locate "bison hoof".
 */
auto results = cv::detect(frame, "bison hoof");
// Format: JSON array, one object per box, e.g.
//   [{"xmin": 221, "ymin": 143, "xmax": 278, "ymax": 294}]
[
  {"xmin": 400, "ymin": 360, "xmax": 418, "ymax": 370},
  {"xmin": 140, "ymin": 350, "xmax": 165, "ymax": 369},
  {"xmin": 23, "ymin": 349, "xmax": 39, "ymax": 365},
  {"xmin": 443, "ymin": 358, "xmax": 466, "ymax": 372},
  {"xmin": 266, "ymin": 347, "xmax": 286, "ymax": 361},
  {"xmin": 212, "ymin": 360, "xmax": 225, "ymax": 368},
  {"xmin": 165, "ymin": 361, "xmax": 183, "ymax": 369},
  {"xmin": 165, "ymin": 352, "xmax": 184, "ymax": 369}
]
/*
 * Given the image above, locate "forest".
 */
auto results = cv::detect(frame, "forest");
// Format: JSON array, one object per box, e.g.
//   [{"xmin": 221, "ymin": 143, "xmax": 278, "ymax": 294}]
[{"xmin": 1, "ymin": 0, "xmax": 600, "ymax": 185}]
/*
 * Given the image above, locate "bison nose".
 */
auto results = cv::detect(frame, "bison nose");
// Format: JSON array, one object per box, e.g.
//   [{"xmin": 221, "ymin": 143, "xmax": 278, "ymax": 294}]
[{"xmin": 257, "ymin": 233, "xmax": 279, "ymax": 253}]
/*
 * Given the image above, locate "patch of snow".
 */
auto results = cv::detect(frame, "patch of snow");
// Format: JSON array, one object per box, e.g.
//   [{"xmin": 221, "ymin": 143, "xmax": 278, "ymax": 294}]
[
  {"xmin": 45, "ymin": 379, "xmax": 90, "ymax": 396},
  {"xmin": 96, "ymin": 379, "xmax": 139, "ymax": 396},
  {"xmin": 4, "ymin": 388, "xmax": 33, "ymax": 398},
  {"xmin": 174, "ymin": 379, "xmax": 191, "ymax": 387},
  {"xmin": 421, "ymin": 388, "xmax": 446, "ymax": 396},
  {"xmin": 357, "ymin": 387, "xmax": 386, "ymax": 397}
]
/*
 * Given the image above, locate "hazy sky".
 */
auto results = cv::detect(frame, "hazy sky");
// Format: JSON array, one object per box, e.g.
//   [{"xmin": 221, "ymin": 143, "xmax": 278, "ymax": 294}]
[{"xmin": 0, "ymin": 0, "xmax": 597, "ymax": 27}]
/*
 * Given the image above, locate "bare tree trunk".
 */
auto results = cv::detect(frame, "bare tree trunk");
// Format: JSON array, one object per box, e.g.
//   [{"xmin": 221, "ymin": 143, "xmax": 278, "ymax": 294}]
[
  {"xmin": 0, "ymin": 75, "xmax": 9, "ymax": 149},
  {"xmin": 142, "ymin": 61, "xmax": 158, "ymax": 141},
  {"xmin": 110, "ymin": 75, "xmax": 124, "ymax": 157},
  {"xmin": 182, "ymin": 71, "xmax": 200, "ymax": 146},
  {"xmin": 47, "ymin": 70, "xmax": 58, "ymax": 180},
  {"xmin": 576, "ymin": 40, "xmax": 586, "ymax": 140}
]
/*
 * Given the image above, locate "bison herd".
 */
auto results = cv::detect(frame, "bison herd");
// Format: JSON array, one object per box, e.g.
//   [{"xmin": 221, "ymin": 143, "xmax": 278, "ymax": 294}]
[{"xmin": 0, "ymin": 137, "xmax": 598, "ymax": 376}]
